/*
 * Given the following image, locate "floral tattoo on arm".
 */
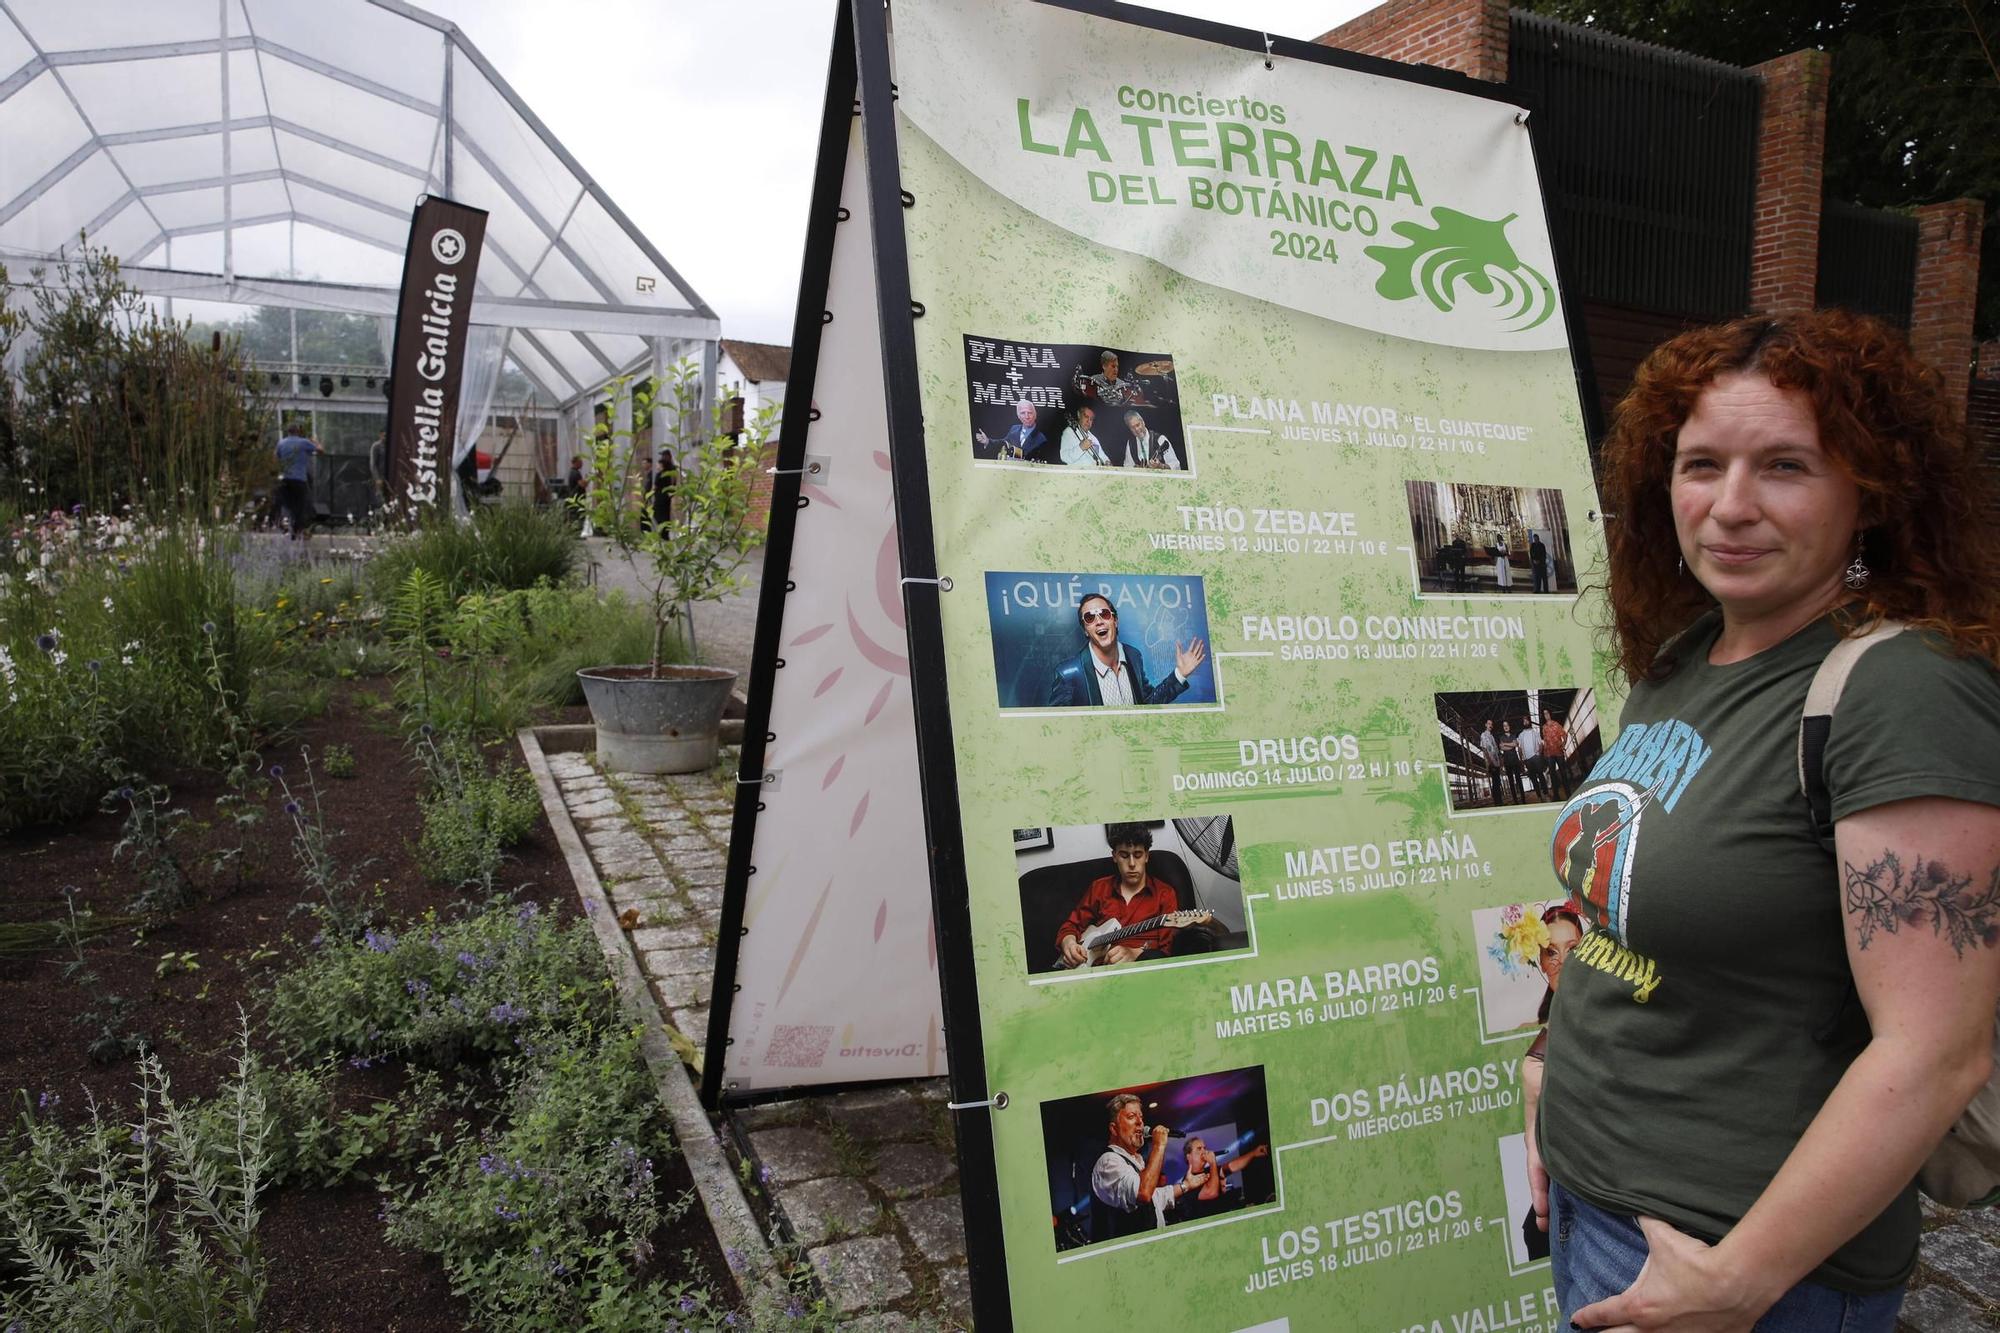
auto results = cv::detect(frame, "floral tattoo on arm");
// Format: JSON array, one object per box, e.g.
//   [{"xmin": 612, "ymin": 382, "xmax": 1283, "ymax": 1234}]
[{"xmin": 1843, "ymin": 850, "xmax": 2000, "ymax": 956}]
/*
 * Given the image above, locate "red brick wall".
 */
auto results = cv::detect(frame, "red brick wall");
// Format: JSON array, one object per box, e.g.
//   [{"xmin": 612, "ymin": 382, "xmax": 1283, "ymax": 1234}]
[
  {"xmin": 1317, "ymin": 0, "xmax": 1509, "ymax": 83},
  {"xmin": 1748, "ymin": 49, "xmax": 1830, "ymax": 316},
  {"xmin": 1910, "ymin": 199, "xmax": 1984, "ymax": 405},
  {"xmin": 747, "ymin": 439, "xmax": 780, "ymax": 531}
]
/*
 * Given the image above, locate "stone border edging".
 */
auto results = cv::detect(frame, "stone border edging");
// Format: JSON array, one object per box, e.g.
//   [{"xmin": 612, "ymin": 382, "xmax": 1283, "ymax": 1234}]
[{"xmin": 518, "ymin": 725, "xmax": 781, "ymax": 1304}]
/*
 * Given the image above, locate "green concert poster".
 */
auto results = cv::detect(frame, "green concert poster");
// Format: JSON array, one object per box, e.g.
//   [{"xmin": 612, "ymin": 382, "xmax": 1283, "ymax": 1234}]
[{"xmin": 888, "ymin": 1, "xmax": 1620, "ymax": 1327}]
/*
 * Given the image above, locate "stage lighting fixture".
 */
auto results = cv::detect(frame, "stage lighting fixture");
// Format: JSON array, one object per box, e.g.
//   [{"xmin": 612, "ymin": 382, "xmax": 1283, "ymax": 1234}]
[
  {"xmin": 340, "ymin": 375, "xmax": 351, "ymax": 387},
  {"xmin": 318, "ymin": 376, "xmax": 334, "ymax": 398}
]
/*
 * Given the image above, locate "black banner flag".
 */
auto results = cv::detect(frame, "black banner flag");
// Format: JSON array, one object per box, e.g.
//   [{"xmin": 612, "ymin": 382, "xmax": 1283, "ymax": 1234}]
[{"xmin": 384, "ymin": 196, "xmax": 488, "ymax": 509}]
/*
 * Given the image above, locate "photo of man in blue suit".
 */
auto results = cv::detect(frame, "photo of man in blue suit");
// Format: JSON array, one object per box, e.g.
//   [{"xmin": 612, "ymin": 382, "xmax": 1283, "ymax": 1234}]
[
  {"xmin": 1046, "ymin": 593, "xmax": 1208, "ymax": 707},
  {"xmin": 975, "ymin": 399, "xmax": 1049, "ymax": 462}
]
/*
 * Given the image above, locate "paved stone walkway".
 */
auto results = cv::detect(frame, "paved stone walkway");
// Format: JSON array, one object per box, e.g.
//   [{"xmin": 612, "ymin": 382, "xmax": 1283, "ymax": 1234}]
[
  {"xmin": 539, "ymin": 744, "xmax": 971, "ymax": 1329},
  {"xmin": 538, "ymin": 746, "xmax": 2000, "ymax": 1332}
]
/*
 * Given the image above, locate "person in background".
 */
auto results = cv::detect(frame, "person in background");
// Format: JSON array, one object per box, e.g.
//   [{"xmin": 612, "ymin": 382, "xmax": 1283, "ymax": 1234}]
[
  {"xmin": 1531, "ymin": 530, "xmax": 1551, "ymax": 593},
  {"xmin": 275, "ymin": 419, "xmax": 322, "ymax": 541},
  {"xmin": 653, "ymin": 448, "xmax": 676, "ymax": 527}
]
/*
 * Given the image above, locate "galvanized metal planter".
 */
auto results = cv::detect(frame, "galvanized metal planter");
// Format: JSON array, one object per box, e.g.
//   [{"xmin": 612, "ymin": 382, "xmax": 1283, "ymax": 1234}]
[{"xmin": 576, "ymin": 665, "xmax": 739, "ymax": 774}]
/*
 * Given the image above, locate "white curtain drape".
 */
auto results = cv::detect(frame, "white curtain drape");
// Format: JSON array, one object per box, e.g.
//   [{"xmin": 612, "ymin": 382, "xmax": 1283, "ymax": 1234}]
[{"xmin": 451, "ymin": 325, "xmax": 511, "ymax": 516}]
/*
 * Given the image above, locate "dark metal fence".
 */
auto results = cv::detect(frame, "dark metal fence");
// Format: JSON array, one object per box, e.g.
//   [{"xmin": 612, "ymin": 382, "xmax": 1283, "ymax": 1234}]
[
  {"xmin": 1510, "ymin": 12, "xmax": 1761, "ymax": 319},
  {"xmin": 1816, "ymin": 200, "xmax": 1918, "ymax": 327}
]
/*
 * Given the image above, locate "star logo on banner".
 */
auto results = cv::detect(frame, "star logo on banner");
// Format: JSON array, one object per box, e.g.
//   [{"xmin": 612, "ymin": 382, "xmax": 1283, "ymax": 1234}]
[{"xmin": 431, "ymin": 228, "xmax": 467, "ymax": 265}]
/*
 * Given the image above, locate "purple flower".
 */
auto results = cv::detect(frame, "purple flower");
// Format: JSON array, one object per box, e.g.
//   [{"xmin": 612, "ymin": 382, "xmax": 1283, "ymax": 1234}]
[
  {"xmin": 489, "ymin": 1001, "xmax": 528, "ymax": 1025},
  {"xmin": 348, "ymin": 1055, "xmax": 374, "ymax": 1070},
  {"xmin": 269, "ymin": 764, "xmax": 284, "ymax": 778},
  {"xmin": 36, "ymin": 1090, "xmax": 59, "ymax": 1112},
  {"xmin": 405, "ymin": 977, "xmax": 430, "ymax": 998},
  {"xmin": 34, "ymin": 633, "xmax": 55, "ymax": 653},
  {"xmin": 85, "ymin": 659, "xmax": 100, "ymax": 673},
  {"xmin": 679, "ymin": 1296, "xmax": 697, "ymax": 1314},
  {"xmin": 118, "ymin": 786, "xmax": 134, "ymax": 801},
  {"xmin": 455, "ymin": 950, "xmax": 480, "ymax": 969},
  {"xmin": 515, "ymin": 900, "xmax": 540, "ymax": 925},
  {"xmin": 494, "ymin": 1202, "xmax": 519, "ymax": 1222},
  {"xmin": 478, "ymin": 1154, "xmax": 498, "ymax": 1174},
  {"xmin": 726, "ymin": 1245, "xmax": 745, "ymax": 1272},
  {"xmin": 363, "ymin": 927, "xmax": 395, "ymax": 953},
  {"xmin": 283, "ymin": 800, "xmax": 301, "ymax": 815},
  {"xmin": 201, "ymin": 621, "xmax": 215, "ymax": 636}
]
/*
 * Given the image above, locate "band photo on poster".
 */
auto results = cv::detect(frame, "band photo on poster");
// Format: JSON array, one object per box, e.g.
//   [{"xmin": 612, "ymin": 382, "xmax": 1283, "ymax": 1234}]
[
  {"xmin": 1017, "ymin": 817, "xmax": 1251, "ymax": 980},
  {"xmin": 1043, "ymin": 1066, "xmax": 1277, "ymax": 1254},
  {"xmin": 985, "ymin": 571, "xmax": 1219, "ymax": 712},
  {"xmin": 964, "ymin": 336, "xmax": 1191, "ymax": 475},
  {"xmin": 1470, "ymin": 898, "xmax": 1583, "ymax": 1039},
  {"xmin": 1434, "ymin": 687, "xmax": 1600, "ymax": 814},
  {"xmin": 1404, "ymin": 480, "xmax": 1575, "ymax": 596}
]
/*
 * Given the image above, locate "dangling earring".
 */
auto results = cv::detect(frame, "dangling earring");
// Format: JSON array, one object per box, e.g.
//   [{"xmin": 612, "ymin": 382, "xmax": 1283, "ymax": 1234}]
[
  {"xmin": 1843, "ymin": 533, "xmax": 1870, "ymax": 590},
  {"xmin": 1676, "ymin": 555, "xmax": 1686, "ymax": 577}
]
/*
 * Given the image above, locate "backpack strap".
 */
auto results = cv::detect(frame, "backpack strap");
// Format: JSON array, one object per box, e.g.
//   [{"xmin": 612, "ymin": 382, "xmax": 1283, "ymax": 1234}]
[{"xmin": 1797, "ymin": 622, "xmax": 1908, "ymax": 849}]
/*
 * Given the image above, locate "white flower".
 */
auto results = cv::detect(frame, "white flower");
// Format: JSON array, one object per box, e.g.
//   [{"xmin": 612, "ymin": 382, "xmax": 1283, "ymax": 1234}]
[
  {"xmin": 50, "ymin": 649, "xmax": 66, "ymax": 667},
  {"xmin": 102, "ymin": 596, "xmax": 114, "ymax": 612},
  {"xmin": 123, "ymin": 640, "xmax": 140, "ymax": 652},
  {"xmin": 120, "ymin": 654, "xmax": 133, "ymax": 666}
]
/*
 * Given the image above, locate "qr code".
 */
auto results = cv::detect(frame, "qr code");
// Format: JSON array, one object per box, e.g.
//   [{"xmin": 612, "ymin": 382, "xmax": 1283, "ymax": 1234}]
[{"xmin": 763, "ymin": 1024, "xmax": 833, "ymax": 1068}]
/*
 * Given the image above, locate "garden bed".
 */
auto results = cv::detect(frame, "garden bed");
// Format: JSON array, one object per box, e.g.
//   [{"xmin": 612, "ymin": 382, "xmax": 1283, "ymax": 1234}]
[{"xmin": 0, "ymin": 677, "xmax": 731, "ymax": 1330}]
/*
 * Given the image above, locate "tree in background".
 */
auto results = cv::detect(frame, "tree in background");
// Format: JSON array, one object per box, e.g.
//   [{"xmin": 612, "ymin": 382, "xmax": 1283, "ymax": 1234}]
[
  {"xmin": 1512, "ymin": 0, "xmax": 2000, "ymax": 338},
  {"xmin": 1, "ymin": 244, "xmax": 270, "ymax": 517}
]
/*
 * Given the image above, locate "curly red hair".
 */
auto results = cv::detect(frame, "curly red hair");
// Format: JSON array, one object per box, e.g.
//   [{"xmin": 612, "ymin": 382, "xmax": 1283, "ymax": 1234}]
[{"xmin": 1599, "ymin": 308, "xmax": 2000, "ymax": 682}]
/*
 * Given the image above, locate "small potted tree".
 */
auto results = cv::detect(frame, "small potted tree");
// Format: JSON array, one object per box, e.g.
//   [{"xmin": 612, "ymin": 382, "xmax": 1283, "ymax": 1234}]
[{"xmin": 574, "ymin": 360, "xmax": 769, "ymax": 772}]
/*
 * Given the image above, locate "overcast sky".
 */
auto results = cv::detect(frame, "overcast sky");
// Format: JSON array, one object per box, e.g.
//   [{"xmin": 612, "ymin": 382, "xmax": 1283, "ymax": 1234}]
[{"xmin": 412, "ymin": 0, "xmax": 1376, "ymax": 345}]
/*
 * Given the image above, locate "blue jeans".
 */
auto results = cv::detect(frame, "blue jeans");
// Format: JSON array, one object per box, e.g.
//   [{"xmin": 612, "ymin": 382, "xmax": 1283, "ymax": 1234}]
[{"xmin": 1549, "ymin": 1180, "xmax": 1905, "ymax": 1333}]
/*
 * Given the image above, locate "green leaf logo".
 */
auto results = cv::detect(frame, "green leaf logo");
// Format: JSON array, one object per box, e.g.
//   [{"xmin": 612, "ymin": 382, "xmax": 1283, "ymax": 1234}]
[{"xmin": 1363, "ymin": 208, "xmax": 1555, "ymax": 331}]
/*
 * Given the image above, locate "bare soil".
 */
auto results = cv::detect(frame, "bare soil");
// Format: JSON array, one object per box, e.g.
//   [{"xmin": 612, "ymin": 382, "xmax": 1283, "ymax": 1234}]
[{"xmin": 0, "ymin": 679, "xmax": 728, "ymax": 1330}]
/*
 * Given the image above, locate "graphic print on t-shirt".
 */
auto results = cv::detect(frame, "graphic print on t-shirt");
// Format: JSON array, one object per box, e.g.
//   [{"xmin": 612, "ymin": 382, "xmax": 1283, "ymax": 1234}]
[{"xmin": 1548, "ymin": 717, "xmax": 1714, "ymax": 1001}]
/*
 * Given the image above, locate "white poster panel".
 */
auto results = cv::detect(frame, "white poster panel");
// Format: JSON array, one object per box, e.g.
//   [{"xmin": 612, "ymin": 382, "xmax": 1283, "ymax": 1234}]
[{"xmin": 717, "ymin": 121, "xmax": 945, "ymax": 1093}]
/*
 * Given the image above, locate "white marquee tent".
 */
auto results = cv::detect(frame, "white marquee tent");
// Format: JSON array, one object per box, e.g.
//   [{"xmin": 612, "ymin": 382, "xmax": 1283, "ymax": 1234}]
[{"xmin": 0, "ymin": 0, "xmax": 720, "ymax": 470}]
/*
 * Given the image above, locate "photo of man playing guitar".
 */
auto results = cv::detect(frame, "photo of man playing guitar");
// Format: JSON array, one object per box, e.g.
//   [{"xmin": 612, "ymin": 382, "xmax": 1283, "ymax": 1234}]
[{"xmin": 1055, "ymin": 823, "xmax": 1217, "ymax": 969}]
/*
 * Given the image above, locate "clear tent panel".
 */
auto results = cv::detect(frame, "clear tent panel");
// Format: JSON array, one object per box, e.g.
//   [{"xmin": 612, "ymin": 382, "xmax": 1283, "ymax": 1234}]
[
  {"xmin": 61, "ymin": 54, "xmax": 226, "ymax": 133},
  {"xmin": 1, "ymin": 0, "xmax": 718, "ymax": 424},
  {"xmin": 242, "ymin": 0, "xmax": 446, "ymax": 105},
  {"xmin": 7, "ymin": 0, "xmax": 221, "ymax": 49},
  {"xmin": 447, "ymin": 47, "xmax": 578, "ymax": 235},
  {"xmin": 2, "ymin": 73, "xmax": 90, "ymax": 186},
  {"xmin": 259, "ymin": 58, "xmax": 438, "ymax": 170},
  {"xmin": 0, "ymin": 152, "xmax": 124, "ymax": 252}
]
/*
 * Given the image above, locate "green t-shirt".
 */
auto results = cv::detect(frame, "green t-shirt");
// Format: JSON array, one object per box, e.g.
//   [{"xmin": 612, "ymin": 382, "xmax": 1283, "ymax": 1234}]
[{"xmin": 1537, "ymin": 611, "xmax": 2000, "ymax": 1292}]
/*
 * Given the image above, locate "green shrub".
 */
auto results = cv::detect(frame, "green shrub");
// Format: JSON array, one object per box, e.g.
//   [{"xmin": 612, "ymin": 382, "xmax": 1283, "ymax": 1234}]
[
  {"xmin": 0, "ymin": 1026, "xmax": 271, "ymax": 1331},
  {"xmin": 0, "ymin": 519, "xmax": 256, "ymax": 832},
  {"xmin": 382, "ymin": 1019, "xmax": 686, "ymax": 1332},
  {"xmin": 264, "ymin": 899, "xmax": 602, "ymax": 1070},
  {"xmin": 411, "ymin": 731, "xmax": 541, "ymax": 890},
  {"xmin": 370, "ymin": 504, "xmax": 579, "ymax": 602}
]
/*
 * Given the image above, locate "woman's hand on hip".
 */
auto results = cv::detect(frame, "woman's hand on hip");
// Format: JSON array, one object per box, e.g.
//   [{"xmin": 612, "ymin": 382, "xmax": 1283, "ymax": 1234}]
[{"xmin": 1573, "ymin": 1216, "xmax": 1767, "ymax": 1333}]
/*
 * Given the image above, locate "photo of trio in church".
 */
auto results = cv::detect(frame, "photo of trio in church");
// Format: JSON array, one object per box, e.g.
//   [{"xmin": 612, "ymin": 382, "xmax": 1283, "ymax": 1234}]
[
  {"xmin": 1404, "ymin": 480, "xmax": 1576, "ymax": 595},
  {"xmin": 963, "ymin": 335, "xmax": 1191, "ymax": 474}
]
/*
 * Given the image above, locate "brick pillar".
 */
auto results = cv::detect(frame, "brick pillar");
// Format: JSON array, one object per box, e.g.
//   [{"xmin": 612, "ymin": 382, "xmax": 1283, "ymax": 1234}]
[
  {"xmin": 1747, "ymin": 49, "xmax": 1830, "ymax": 316},
  {"xmin": 1317, "ymin": 0, "xmax": 1509, "ymax": 83},
  {"xmin": 1909, "ymin": 199, "xmax": 1984, "ymax": 403}
]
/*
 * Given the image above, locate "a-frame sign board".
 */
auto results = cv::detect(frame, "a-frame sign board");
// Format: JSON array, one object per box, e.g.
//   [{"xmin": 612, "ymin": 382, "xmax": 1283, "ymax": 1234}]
[{"xmin": 708, "ymin": 1, "xmax": 1612, "ymax": 1328}]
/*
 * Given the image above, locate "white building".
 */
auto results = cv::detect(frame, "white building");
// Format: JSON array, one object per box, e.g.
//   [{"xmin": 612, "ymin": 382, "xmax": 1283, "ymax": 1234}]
[{"xmin": 719, "ymin": 340, "xmax": 792, "ymax": 423}]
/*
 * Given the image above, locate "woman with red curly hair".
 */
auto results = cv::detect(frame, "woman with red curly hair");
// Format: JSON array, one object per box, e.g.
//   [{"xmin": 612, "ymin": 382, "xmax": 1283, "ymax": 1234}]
[{"xmin": 1525, "ymin": 310, "xmax": 2000, "ymax": 1333}]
